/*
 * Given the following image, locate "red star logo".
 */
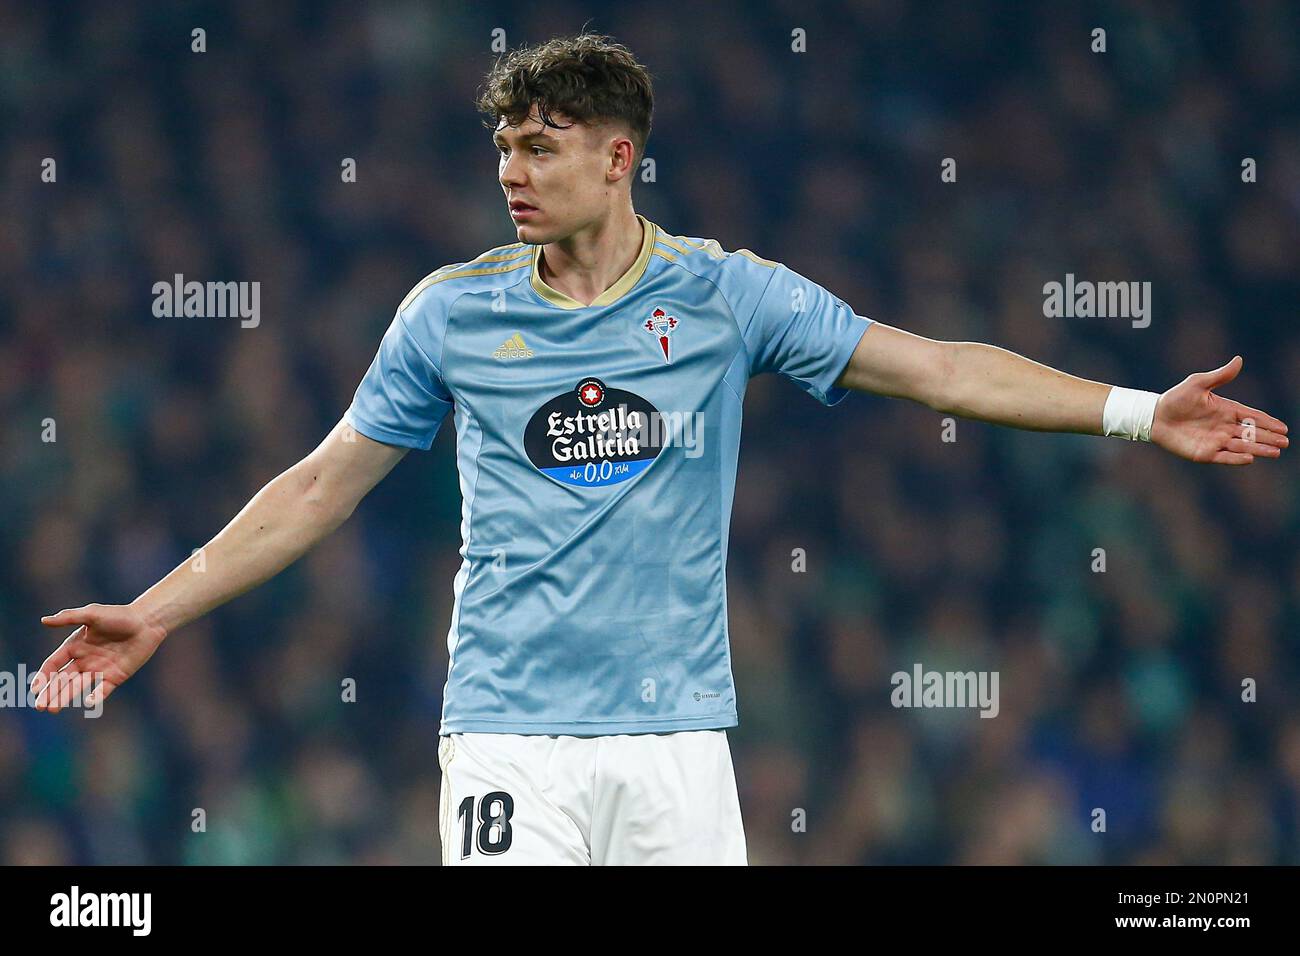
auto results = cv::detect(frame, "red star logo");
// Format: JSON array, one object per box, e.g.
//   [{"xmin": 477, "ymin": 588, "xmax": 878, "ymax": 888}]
[{"xmin": 577, "ymin": 379, "xmax": 606, "ymax": 406}]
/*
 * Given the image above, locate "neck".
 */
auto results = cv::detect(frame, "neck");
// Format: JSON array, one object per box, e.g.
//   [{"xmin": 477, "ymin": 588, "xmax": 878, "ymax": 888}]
[{"xmin": 539, "ymin": 204, "xmax": 643, "ymax": 306}]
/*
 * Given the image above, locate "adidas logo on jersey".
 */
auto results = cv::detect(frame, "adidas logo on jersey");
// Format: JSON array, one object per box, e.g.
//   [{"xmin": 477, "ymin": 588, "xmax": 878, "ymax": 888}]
[{"xmin": 493, "ymin": 333, "xmax": 535, "ymax": 359}]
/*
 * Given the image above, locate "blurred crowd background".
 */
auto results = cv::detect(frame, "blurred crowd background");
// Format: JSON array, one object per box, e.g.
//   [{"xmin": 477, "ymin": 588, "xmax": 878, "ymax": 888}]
[{"xmin": 2, "ymin": 0, "xmax": 1298, "ymax": 865}]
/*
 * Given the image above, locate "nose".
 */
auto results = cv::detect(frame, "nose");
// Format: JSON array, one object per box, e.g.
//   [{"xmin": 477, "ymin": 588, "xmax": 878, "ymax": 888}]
[{"xmin": 499, "ymin": 150, "xmax": 526, "ymax": 190}]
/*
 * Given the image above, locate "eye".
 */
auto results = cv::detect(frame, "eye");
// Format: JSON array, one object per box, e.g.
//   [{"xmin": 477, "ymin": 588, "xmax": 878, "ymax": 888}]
[{"xmin": 530, "ymin": 145, "xmax": 548, "ymax": 156}]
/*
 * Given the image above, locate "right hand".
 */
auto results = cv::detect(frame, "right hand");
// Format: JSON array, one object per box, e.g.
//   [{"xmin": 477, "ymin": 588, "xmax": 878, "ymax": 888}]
[{"xmin": 31, "ymin": 603, "xmax": 167, "ymax": 712}]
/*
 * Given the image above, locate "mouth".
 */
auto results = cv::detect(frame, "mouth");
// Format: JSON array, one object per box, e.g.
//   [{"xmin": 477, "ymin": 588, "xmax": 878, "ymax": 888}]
[{"xmin": 509, "ymin": 200, "xmax": 539, "ymax": 220}]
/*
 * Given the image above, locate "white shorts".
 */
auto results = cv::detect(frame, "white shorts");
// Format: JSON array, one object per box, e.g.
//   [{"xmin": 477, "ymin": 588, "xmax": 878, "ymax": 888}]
[{"xmin": 437, "ymin": 729, "xmax": 747, "ymax": 865}]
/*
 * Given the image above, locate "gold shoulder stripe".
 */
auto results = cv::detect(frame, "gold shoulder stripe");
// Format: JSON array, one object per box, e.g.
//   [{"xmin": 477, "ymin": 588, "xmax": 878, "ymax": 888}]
[
  {"xmin": 659, "ymin": 232, "xmax": 757, "ymax": 263},
  {"xmin": 656, "ymin": 234, "xmax": 691, "ymax": 255},
  {"xmin": 426, "ymin": 259, "xmax": 532, "ymax": 285},
  {"xmin": 736, "ymin": 248, "xmax": 779, "ymax": 268},
  {"xmin": 398, "ymin": 245, "xmax": 530, "ymax": 310},
  {"xmin": 652, "ymin": 247, "xmax": 678, "ymax": 263},
  {"xmin": 400, "ymin": 266, "xmax": 461, "ymax": 311},
  {"xmin": 673, "ymin": 235, "xmax": 727, "ymax": 260},
  {"xmin": 399, "ymin": 258, "xmax": 531, "ymax": 311},
  {"xmin": 474, "ymin": 244, "xmax": 530, "ymax": 263}
]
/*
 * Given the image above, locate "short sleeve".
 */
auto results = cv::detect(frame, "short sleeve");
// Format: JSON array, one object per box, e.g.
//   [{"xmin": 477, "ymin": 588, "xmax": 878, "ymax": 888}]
[
  {"xmin": 344, "ymin": 308, "xmax": 452, "ymax": 450},
  {"xmin": 743, "ymin": 264, "xmax": 873, "ymax": 406}
]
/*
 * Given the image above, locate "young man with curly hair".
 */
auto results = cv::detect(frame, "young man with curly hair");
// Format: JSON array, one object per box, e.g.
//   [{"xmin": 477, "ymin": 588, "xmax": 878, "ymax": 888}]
[{"xmin": 34, "ymin": 33, "xmax": 1289, "ymax": 867}]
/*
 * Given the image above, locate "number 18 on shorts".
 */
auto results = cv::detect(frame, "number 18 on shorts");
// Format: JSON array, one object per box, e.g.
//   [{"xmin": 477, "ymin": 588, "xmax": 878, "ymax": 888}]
[{"xmin": 437, "ymin": 730, "xmax": 748, "ymax": 866}]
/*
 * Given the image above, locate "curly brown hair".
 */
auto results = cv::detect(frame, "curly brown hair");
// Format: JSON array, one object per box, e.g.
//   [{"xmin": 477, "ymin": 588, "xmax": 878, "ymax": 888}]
[{"xmin": 477, "ymin": 33, "xmax": 654, "ymax": 161}]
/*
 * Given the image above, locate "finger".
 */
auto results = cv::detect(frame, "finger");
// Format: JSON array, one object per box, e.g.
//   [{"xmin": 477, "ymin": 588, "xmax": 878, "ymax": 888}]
[
  {"xmin": 1198, "ymin": 355, "xmax": 1242, "ymax": 389},
  {"xmin": 1238, "ymin": 427, "xmax": 1288, "ymax": 451},
  {"xmin": 34, "ymin": 662, "xmax": 86, "ymax": 711},
  {"xmin": 1226, "ymin": 437, "xmax": 1281, "ymax": 458},
  {"xmin": 32, "ymin": 671, "xmax": 54, "ymax": 710},
  {"xmin": 41, "ymin": 668, "xmax": 82, "ymax": 713},
  {"xmin": 1210, "ymin": 449, "xmax": 1254, "ymax": 465},
  {"xmin": 1226, "ymin": 401, "xmax": 1289, "ymax": 436},
  {"xmin": 1242, "ymin": 424, "xmax": 1294, "ymax": 447},
  {"xmin": 31, "ymin": 626, "xmax": 87, "ymax": 686},
  {"xmin": 65, "ymin": 671, "xmax": 93, "ymax": 712},
  {"xmin": 45, "ymin": 669, "xmax": 77, "ymax": 712},
  {"xmin": 41, "ymin": 606, "xmax": 100, "ymax": 630},
  {"xmin": 84, "ymin": 678, "xmax": 118, "ymax": 709}
]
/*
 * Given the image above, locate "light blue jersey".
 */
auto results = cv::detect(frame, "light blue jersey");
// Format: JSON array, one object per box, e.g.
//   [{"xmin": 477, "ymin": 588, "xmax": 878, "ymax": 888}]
[{"xmin": 345, "ymin": 215, "xmax": 872, "ymax": 735}]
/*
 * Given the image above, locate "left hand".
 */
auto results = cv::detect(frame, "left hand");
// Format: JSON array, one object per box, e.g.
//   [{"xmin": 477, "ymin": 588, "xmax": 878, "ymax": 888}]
[{"xmin": 1150, "ymin": 356, "xmax": 1289, "ymax": 465}]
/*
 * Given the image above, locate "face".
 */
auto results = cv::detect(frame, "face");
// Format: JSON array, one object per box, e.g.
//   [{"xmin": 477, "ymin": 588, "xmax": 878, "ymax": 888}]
[{"xmin": 495, "ymin": 106, "xmax": 633, "ymax": 243}]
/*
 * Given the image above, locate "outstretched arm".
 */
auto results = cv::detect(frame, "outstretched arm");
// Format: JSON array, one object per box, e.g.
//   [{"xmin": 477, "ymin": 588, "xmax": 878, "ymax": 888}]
[
  {"xmin": 834, "ymin": 323, "xmax": 1289, "ymax": 465},
  {"xmin": 31, "ymin": 418, "xmax": 409, "ymax": 711}
]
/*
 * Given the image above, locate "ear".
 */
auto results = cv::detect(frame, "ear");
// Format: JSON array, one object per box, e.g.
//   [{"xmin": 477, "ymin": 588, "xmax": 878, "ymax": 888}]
[{"xmin": 606, "ymin": 132, "xmax": 637, "ymax": 184}]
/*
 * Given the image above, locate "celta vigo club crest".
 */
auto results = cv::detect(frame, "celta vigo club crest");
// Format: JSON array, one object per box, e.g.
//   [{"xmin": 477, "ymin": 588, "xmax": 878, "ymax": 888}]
[{"xmin": 643, "ymin": 307, "xmax": 679, "ymax": 363}]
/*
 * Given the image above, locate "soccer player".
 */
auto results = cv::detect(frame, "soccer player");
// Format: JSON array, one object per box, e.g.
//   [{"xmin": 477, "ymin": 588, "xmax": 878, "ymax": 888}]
[{"xmin": 31, "ymin": 34, "xmax": 1289, "ymax": 866}]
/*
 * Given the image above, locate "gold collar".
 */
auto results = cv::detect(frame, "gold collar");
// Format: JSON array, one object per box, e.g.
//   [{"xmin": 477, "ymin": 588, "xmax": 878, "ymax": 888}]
[{"xmin": 530, "ymin": 214, "xmax": 657, "ymax": 309}]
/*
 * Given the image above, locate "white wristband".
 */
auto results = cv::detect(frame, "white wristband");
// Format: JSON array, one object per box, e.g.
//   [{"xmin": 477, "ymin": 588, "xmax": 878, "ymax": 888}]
[{"xmin": 1102, "ymin": 386, "xmax": 1160, "ymax": 442}]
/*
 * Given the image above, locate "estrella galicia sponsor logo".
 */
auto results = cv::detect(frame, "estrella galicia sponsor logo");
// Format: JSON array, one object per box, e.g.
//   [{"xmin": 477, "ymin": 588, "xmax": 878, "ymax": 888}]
[{"xmin": 525, "ymin": 378, "xmax": 659, "ymax": 487}]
